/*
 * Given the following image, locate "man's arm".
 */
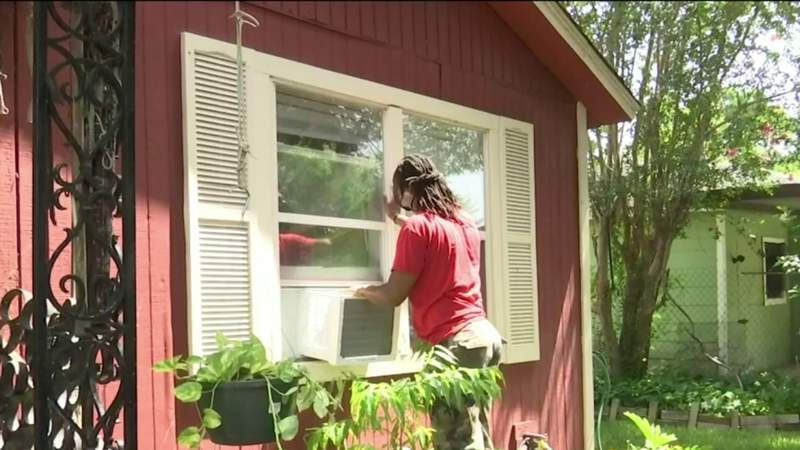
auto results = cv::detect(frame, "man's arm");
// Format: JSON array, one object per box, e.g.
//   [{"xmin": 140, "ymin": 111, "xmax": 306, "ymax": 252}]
[{"xmin": 354, "ymin": 271, "xmax": 417, "ymax": 307}]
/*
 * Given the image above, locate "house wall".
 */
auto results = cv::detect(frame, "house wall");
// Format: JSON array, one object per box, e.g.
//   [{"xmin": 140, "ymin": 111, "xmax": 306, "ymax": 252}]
[
  {"xmin": 652, "ymin": 213, "xmax": 720, "ymax": 374},
  {"xmin": 726, "ymin": 210, "xmax": 793, "ymax": 371},
  {"xmin": 0, "ymin": 2, "xmax": 586, "ymax": 449},
  {"xmin": 655, "ymin": 209, "xmax": 795, "ymax": 374}
]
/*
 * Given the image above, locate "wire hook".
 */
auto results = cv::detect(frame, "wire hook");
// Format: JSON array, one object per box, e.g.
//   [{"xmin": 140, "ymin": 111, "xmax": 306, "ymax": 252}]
[
  {"xmin": 230, "ymin": 1, "xmax": 260, "ymax": 29},
  {"xmin": 0, "ymin": 71, "xmax": 10, "ymax": 115}
]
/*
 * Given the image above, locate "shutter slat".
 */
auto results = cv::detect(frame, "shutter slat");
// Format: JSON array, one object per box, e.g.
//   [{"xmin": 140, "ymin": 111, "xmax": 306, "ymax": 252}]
[
  {"xmin": 500, "ymin": 120, "xmax": 539, "ymax": 364},
  {"xmin": 198, "ymin": 221, "xmax": 252, "ymax": 355},
  {"xmin": 191, "ymin": 52, "xmax": 247, "ymax": 208}
]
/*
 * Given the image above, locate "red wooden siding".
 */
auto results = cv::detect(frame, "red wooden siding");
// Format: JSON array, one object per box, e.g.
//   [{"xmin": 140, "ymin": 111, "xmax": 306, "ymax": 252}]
[
  {"xmin": 0, "ymin": 2, "xmax": 74, "ymax": 325},
  {"xmin": 0, "ymin": 2, "xmax": 584, "ymax": 449}
]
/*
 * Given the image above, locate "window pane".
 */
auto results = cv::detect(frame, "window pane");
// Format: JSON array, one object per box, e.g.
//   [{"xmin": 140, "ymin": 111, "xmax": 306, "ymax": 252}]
[
  {"xmin": 764, "ymin": 241, "xmax": 786, "ymax": 299},
  {"xmin": 279, "ymin": 223, "xmax": 382, "ymax": 282},
  {"xmin": 277, "ymin": 90, "xmax": 384, "ymax": 221},
  {"xmin": 403, "ymin": 114, "xmax": 485, "ymax": 229}
]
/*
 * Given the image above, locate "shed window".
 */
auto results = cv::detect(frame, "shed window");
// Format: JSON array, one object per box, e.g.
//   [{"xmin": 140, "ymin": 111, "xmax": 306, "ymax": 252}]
[{"xmin": 763, "ymin": 237, "xmax": 787, "ymax": 305}]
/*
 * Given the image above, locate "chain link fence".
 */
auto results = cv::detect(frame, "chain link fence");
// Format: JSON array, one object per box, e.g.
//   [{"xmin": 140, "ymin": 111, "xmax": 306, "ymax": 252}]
[{"xmin": 649, "ymin": 268, "xmax": 799, "ymax": 375}]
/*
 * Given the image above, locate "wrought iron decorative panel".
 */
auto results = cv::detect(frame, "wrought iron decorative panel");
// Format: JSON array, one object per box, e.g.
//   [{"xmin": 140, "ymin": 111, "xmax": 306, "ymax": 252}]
[{"xmin": 0, "ymin": 2, "xmax": 136, "ymax": 449}]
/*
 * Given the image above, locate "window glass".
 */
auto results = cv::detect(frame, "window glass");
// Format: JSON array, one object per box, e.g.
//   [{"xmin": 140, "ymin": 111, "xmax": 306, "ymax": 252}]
[
  {"xmin": 277, "ymin": 90, "xmax": 384, "ymax": 221},
  {"xmin": 402, "ymin": 114, "xmax": 485, "ymax": 229},
  {"xmin": 279, "ymin": 223, "xmax": 382, "ymax": 282},
  {"xmin": 764, "ymin": 240, "xmax": 786, "ymax": 300},
  {"xmin": 277, "ymin": 89, "xmax": 385, "ymax": 282}
]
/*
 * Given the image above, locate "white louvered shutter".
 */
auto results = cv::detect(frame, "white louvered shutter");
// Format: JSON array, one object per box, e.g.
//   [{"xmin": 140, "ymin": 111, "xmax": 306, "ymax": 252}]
[
  {"xmin": 182, "ymin": 35, "xmax": 279, "ymax": 357},
  {"xmin": 499, "ymin": 118, "xmax": 540, "ymax": 363}
]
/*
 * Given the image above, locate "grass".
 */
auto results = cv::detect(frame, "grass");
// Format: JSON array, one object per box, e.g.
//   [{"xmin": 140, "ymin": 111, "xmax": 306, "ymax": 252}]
[{"xmin": 598, "ymin": 420, "xmax": 800, "ymax": 450}]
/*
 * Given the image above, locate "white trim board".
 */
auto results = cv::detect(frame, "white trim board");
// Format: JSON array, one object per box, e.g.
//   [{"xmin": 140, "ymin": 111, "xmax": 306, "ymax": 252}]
[
  {"xmin": 715, "ymin": 214, "xmax": 729, "ymax": 375},
  {"xmin": 577, "ymin": 102, "xmax": 594, "ymax": 450}
]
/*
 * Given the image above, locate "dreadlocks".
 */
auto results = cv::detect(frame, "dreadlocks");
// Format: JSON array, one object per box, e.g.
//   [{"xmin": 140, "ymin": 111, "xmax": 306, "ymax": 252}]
[{"xmin": 393, "ymin": 155, "xmax": 461, "ymax": 219}]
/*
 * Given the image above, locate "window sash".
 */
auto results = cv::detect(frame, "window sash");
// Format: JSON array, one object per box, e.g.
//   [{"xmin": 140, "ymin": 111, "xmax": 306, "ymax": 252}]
[{"xmin": 278, "ymin": 212, "xmax": 386, "ymax": 231}]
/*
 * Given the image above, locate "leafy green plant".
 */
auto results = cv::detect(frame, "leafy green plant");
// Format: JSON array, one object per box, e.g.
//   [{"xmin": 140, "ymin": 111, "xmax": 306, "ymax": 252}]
[
  {"xmin": 623, "ymin": 412, "xmax": 704, "ymax": 450},
  {"xmin": 600, "ymin": 370, "xmax": 800, "ymax": 417},
  {"xmin": 305, "ymin": 345, "xmax": 504, "ymax": 450},
  {"xmin": 154, "ymin": 334, "xmax": 341, "ymax": 449}
]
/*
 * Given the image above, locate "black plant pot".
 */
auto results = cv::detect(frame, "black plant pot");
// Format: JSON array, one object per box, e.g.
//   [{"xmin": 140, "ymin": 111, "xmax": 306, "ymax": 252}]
[{"xmin": 198, "ymin": 378, "xmax": 295, "ymax": 446}]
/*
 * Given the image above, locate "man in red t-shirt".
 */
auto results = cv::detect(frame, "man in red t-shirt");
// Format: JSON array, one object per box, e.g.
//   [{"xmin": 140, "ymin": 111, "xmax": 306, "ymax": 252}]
[
  {"xmin": 355, "ymin": 155, "xmax": 502, "ymax": 450},
  {"xmin": 278, "ymin": 232, "xmax": 331, "ymax": 266}
]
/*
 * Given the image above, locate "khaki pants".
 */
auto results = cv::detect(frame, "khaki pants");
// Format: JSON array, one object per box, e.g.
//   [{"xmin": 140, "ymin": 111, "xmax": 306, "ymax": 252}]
[{"xmin": 431, "ymin": 319, "xmax": 503, "ymax": 450}]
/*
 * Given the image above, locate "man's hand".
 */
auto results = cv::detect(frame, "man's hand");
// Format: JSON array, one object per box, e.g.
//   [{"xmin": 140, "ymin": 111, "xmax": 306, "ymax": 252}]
[
  {"xmin": 384, "ymin": 195, "xmax": 401, "ymax": 221},
  {"xmin": 350, "ymin": 271, "xmax": 417, "ymax": 307}
]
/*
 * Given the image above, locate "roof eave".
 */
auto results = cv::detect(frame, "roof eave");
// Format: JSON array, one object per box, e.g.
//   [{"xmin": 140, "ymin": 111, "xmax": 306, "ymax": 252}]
[
  {"xmin": 535, "ymin": 2, "xmax": 639, "ymax": 120},
  {"xmin": 489, "ymin": 2, "xmax": 639, "ymax": 127}
]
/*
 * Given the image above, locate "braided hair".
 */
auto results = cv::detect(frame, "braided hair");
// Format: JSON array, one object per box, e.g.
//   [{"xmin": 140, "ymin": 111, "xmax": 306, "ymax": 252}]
[{"xmin": 393, "ymin": 155, "xmax": 461, "ymax": 219}]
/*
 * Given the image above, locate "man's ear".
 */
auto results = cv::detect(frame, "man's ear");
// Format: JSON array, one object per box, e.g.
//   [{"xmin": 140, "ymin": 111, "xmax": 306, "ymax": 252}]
[{"xmin": 401, "ymin": 190, "xmax": 414, "ymax": 208}]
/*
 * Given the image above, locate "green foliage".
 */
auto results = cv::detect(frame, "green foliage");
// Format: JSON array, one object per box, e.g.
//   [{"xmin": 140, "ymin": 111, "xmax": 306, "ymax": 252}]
[
  {"xmin": 156, "ymin": 338, "xmax": 504, "ymax": 449},
  {"xmin": 603, "ymin": 419, "xmax": 800, "ymax": 450},
  {"xmin": 598, "ymin": 371, "xmax": 800, "ymax": 417},
  {"xmin": 565, "ymin": 0, "xmax": 800, "ymax": 378},
  {"xmin": 623, "ymin": 412, "xmax": 704, "ymax": 450},
  {"xmin": 154, "ymin": 334, "xmax": 339, "ymax": 449},
  {"xmin": 306, "ymin": 345, "xmax": 504, "ymax": 450}
]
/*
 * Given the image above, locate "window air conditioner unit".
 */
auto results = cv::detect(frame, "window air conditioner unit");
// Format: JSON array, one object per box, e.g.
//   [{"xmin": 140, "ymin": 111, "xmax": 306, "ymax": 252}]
[{"xmin": 282, "ymin": 288, "xmax": 400, "ymax": 365}]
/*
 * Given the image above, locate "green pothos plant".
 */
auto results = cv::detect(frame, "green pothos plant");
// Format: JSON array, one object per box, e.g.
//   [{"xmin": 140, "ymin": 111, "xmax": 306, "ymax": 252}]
[
  {"xmin": 154, "ymin": 334, "xmax": 342, "ymax": 450},
  {"xmin": 305, "ymin": 345, "xmax": 505, "ymax": 450}
]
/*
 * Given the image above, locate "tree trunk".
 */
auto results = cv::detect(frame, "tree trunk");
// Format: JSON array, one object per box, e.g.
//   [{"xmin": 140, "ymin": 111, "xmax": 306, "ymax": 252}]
[
  {"xmin": 595, "ymin": 217, "xmax": 622, "ymax": 377},
  {"xmin": 617, "ymin": 236, "xmax": 671, "ymax": 378}
]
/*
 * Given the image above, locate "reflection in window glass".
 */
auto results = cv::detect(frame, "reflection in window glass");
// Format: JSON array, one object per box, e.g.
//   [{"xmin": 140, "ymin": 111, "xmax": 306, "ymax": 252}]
[
  {"xmin": 277, "ymin": 89, "xmax": 384, "ymax": 221},
  {"xmin": 279, "ymin": 223, "xmax": 382, "ymax": 282},
  {"xmin": 276, "ymin": 89, "xmax": 385, "ymax": 282},
  {"xmin": 402, "ymin": 114, "xmax": 485, "ymax": 229}
]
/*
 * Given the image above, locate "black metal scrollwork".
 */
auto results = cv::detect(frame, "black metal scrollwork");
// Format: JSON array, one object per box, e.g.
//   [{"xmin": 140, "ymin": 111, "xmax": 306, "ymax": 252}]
[{"xmin": 0, "ymin": 2, "xmax": 135, "ymax": 449}]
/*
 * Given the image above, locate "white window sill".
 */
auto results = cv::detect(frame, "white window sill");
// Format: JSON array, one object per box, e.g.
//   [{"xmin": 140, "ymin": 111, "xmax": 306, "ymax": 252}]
[
  {"xmin": 765, "ymin": 296, "xmax": 788, "ymax": 306},
  {"xmin": 298, "ymin": 357, "xmax": 424, "ymax": 382}
]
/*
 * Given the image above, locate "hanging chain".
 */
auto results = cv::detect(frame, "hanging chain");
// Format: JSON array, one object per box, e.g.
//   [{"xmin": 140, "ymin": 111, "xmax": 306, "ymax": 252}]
[{"xmin": 230, "ymin": 1, "xmax": 259, "ymax": 193}]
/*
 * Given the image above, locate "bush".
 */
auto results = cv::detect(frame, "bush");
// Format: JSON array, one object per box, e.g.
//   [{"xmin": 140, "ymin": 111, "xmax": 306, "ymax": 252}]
[{"xmin": 597, "ymin": 371, "xmax": 800, "ymax": 417}]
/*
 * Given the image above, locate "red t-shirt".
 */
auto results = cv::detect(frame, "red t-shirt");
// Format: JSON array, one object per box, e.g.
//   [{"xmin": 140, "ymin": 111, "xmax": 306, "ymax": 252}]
[
  {"xmin": 279, "ymin": 233, "xmax": 318, "ymax": 266},
  {"xmin": 391, "ymin": 212, "xmax": 486, "ymax": 344}
]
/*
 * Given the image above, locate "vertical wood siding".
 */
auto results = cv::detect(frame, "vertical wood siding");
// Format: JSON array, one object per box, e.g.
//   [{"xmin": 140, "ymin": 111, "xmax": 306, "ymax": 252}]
[{"xmin": 0, "ymin": 2, "xmax": 583, "ymax": 449}]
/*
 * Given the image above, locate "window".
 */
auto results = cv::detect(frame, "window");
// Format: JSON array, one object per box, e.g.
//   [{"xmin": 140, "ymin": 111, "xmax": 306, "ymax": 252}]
[
  {"xmin": 276, "ymin": 89, "xmax": 385, "ymax": 283},
  {"xmin": 763, "ymin": 237, "xmax": 787, "ymax": 305},
  {"xmin": 181, "ymin": 33, "xmax": 540, "ymax": 370}
]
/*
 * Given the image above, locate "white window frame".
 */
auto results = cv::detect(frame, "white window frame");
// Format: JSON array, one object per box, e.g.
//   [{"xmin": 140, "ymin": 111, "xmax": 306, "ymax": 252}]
[
  {"xmin": 182, "ymin": 32, "xmax": 539, "ymax": 377},
  {"xmin": 763, "ymin": 236, "xmax": 788, "ymax": 306}
]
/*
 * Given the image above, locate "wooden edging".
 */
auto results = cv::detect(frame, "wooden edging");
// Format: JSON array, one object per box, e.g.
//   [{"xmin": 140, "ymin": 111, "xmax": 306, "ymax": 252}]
[{"xmin": 600, "ymin": 399, "xmax": 800, "ymax": 431}]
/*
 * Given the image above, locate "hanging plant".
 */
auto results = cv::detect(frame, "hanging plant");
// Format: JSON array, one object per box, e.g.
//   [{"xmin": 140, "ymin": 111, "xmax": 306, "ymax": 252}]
[{"xmin": 154, "ymin": 334, "xmax": 341, "ymax": 449}]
